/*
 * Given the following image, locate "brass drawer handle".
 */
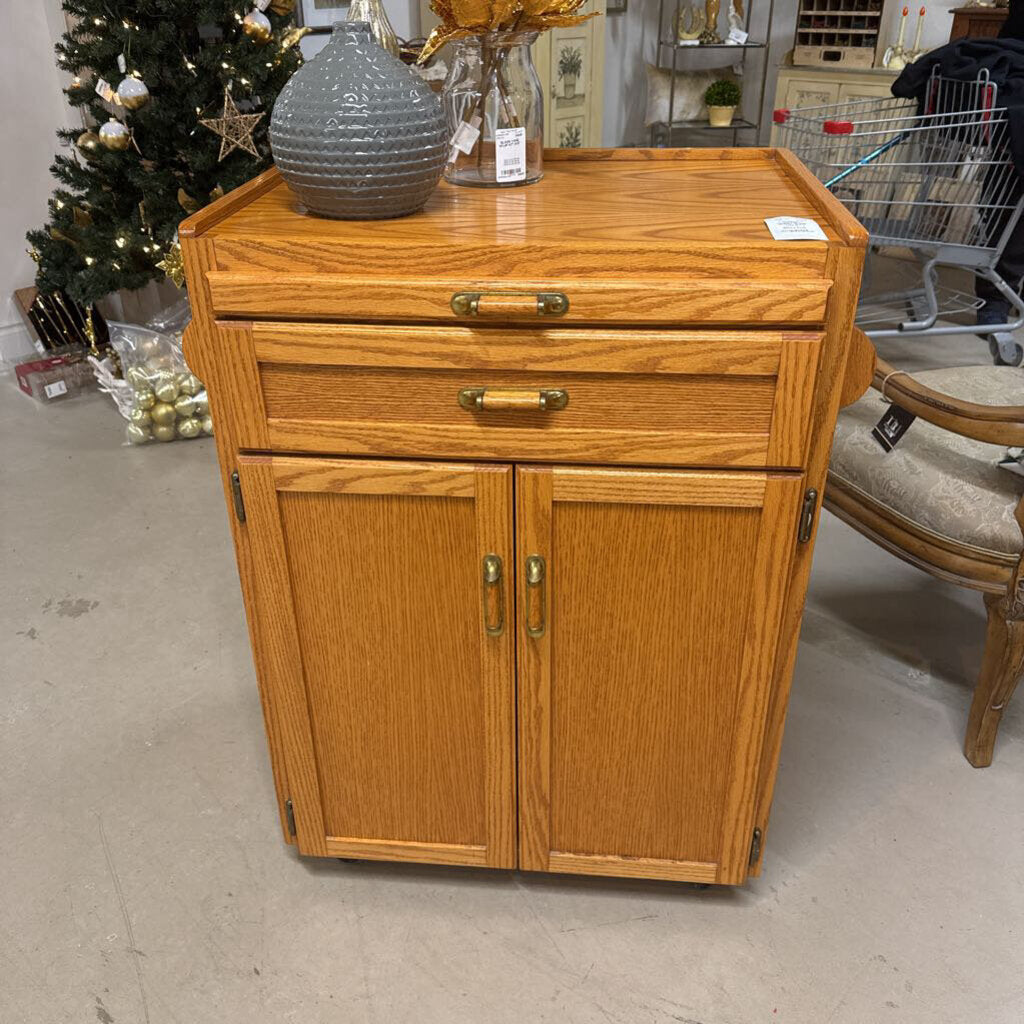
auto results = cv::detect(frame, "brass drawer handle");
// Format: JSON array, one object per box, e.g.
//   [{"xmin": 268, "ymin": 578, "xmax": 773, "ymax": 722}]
[
  {"xmin": 458, "ymin": 387, "xmax": 569, "ymax": 412},
  {"xmin": 525, "ymin": 554, "xmax": 546, "ymax": 639},
  {"xmin": 451, "ymin": 291, "xmax": 569, "ymax": 318},
  {"xmin": 481, "ymin": 554, "xmax": 505, "ymax": 638}
]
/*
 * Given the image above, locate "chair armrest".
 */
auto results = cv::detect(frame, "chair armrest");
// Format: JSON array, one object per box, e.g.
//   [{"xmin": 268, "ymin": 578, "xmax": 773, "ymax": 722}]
[{"xmin": 871, "ymin": 358, "xmax": 1024, "ymax": 446}]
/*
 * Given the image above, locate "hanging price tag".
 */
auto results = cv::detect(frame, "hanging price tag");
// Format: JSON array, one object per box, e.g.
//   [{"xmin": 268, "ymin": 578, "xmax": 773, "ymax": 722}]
[
  {"xmin": 95, "ymin": 78, "xmax": 116, "ymax": 103},
  {"xmin": 728, "ymin": 26, "xmax": 749, "ymax": 44},
  {"xmin": 255, "ymin": 0, "xmax": 272, "ymax": 9},
  {"xmin": 451, "ymin": 115, "xmax": 481, "ymax": 156},
  {"xmin": 117, "ymin": 53, "xmax": 127, "ymax": 74},
  {"xmin": 495, "ymin": 126, "xmax": 527, "ymax": 183}
]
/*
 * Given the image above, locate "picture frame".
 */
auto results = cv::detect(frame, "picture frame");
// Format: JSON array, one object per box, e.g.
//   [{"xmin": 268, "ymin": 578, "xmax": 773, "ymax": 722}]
[{"xmin": 297, "ymin": 0, "xmax": 349, "ymax": 31}]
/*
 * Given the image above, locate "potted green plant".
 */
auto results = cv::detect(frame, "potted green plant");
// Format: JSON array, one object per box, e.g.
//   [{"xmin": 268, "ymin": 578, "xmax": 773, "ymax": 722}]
[
  {"xmin": 704, "ymin": 79, "xmax": 741, "ymax": 127},
  {"xmin": 558, "ymin": 46, "xmax": 584, "ymax": 99}
]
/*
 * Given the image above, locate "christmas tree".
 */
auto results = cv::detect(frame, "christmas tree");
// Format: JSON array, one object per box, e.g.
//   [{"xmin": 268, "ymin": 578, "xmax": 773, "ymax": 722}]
[{"xmin": 27, "ymin": 0, "xmax": 306, "ymax": 308}]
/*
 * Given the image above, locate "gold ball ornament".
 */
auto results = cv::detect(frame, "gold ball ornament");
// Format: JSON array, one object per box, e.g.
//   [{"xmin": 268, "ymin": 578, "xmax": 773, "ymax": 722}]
[
  {"xmin": 125, "ymin": 366, "xmax": 148, "ymax": 388},
  {"xmin": 242, "ymin": 9, "xmax": 273, "ymax": 44},
  {"xmin": 193, "ymin": 390, "xmax": 209, "ymax": 417},
  {"xmin": 176, "ymin": 372, "xmax": 201, "ymax": 396},
  {"xmin": 138, "ymin": 335, "xmax": 161, "ymax": 359},
  {"xmin": 177, "ymin": 417, "xmax": 202, "ymax": 439},
  {"xmin": 76, "ymin": 130, "xmax": 102, "ymax": 158},
  {"xmin": 116, "ymin": 75, "xmax": 150, "ymax": 110},
  {"xmin": 201, "ymin": 415, "xmax": 214, "ymax": 436},
  {"xmin": 126, "ymin": 423, "xmax": 152, "ymax": 445},
  {"xmin": 153, "ymin": 423, "xmax": 177, "ymax": 442},
  {"xmin": 174, "ymin": 393, "xmax": 197, "ymax": 418},
  {"xmin": 150, "ymin": 401, "xmax": 176, "ymax": 427},
  {"xmin": 153, "ymin": 375, "xmax": 179, "ymax": 404},
  {"xmin": 128, "ymin": 406, "xmax": 152, "ymax": 426},
  {"xmin": 98, "ymin": 118, "xmax": 131, "ymax": 151},
  {"xmin": 134, "ymin": 386, "xmax": 156, "ymax": 410}
]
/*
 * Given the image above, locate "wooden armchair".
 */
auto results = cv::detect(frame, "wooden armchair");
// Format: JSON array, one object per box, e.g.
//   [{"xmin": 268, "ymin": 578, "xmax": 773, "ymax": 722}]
[{"xmin": 826, "ymin": 341, "xmax": 1024, "ymax": 767}]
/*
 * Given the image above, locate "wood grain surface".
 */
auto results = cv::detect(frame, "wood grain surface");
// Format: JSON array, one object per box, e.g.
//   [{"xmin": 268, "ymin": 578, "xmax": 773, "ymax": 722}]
[
  {"xmin": 244, "ymin": 324, "xmax": 822, "ymax": 470},
  {"xmin": 178, "ymin": 147, "xmax": 867, "ymax": 881},
  {"xmin": 240, "ymin": 455, "xmax": 516, "ymax": 867},
  {"xmin": 516, "ymin": 465, "xmax": 802, "ymax": 883}
]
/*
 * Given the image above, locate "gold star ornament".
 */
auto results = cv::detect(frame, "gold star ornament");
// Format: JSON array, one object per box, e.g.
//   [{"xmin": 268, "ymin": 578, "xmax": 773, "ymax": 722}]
[
  {"xmin": 200, "ymin": 88, "xmax": 264, "ymax": 161},
  {"xmin": 157, "ymin": 241, "xmax": 186, "ymax": 288}
]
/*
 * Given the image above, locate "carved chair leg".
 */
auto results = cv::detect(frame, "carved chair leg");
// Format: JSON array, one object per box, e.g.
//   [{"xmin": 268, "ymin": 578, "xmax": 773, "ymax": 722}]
[{"xmin": 964, "ymin": 592, "xmax": 1024, "ymax": 768}]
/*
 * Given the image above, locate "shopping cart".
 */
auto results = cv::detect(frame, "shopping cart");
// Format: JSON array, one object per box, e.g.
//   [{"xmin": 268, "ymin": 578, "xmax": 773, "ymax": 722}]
[{"xmin": 774, "ymin": 69, "xmax": 1024, "ymax": 364}]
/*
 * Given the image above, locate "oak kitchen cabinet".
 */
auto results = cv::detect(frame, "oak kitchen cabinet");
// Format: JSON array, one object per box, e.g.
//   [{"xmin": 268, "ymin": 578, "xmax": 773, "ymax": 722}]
[{"xmin": 180, "ymin": 149, "xmax": 871, "ymax": 885}]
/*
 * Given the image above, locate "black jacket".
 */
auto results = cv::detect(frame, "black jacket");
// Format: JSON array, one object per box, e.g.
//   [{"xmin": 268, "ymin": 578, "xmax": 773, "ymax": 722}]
[{"xmin": 892, "ymin": 38, "xmax": 1024, "ymax": 173}]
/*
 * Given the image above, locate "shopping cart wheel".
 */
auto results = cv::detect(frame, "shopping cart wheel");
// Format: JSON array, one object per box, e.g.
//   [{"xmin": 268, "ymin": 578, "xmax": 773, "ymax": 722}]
[{"xmin": 989, "ymin": 333, "xmax": 1023, "ymax": 367}]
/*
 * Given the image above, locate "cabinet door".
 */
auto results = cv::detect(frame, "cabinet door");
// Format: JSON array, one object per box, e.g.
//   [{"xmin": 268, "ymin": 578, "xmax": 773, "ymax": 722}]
[
  {"xmin": 237, "ymin": 455, "xmax": 516, "ymax": 867},
  {"xmin": 516, "ymin": 466, "xmax": 804, "ymax": 884},
  {"xmin": 534, "ymin": 0, "xmax": 606, "ymax": 148},
  {"xmin": 837, "ymin": 82, "xmax": 897, "ymax": 104}
]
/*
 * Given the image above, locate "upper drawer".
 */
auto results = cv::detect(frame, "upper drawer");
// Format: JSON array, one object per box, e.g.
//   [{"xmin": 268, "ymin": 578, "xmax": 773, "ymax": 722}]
[
  {"xmin": 182, "ymin": 154, "xmax": 864, "ymax": 327},
  {"xmin": 196, "ymin": 323, "xmax": 823, "ymax": 469}
]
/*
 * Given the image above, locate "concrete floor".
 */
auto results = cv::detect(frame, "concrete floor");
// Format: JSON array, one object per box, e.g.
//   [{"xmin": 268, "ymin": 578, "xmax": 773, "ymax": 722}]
[{"xmin": 2, "ymin": 333, "xmax": 1022, "ymax": 1024}]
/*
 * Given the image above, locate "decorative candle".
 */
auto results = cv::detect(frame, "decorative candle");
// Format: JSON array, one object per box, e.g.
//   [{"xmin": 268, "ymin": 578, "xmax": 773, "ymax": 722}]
[
  {"xmin": 896, "ymin": 6, "xmax": 908, "ymax": 51},
  {"xmin": 911, "ymin": 6, "xmax": 925, "ymax": 55}
]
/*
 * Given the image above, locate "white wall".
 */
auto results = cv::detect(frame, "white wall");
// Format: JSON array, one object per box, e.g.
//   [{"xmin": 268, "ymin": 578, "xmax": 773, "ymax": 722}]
[{"xmin": 0, "ymin": 0, "xmax": 70, "ymax": 363}]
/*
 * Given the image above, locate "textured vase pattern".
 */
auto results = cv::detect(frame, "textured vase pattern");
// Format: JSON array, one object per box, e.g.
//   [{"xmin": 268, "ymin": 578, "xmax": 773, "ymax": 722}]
[{"xmin": 270, "ymin": 22, "xmax": 447, "ymax": 219}]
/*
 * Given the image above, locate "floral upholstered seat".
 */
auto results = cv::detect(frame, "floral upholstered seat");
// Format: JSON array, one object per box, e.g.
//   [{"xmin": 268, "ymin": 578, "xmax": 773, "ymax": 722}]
[
  {"xmin": 830, "ymin": 365, "xmax": 1024, "ymax": 557},
  {"xmin": 825, "ymin": 359, "xmax": 1024, "ymax": 767}
]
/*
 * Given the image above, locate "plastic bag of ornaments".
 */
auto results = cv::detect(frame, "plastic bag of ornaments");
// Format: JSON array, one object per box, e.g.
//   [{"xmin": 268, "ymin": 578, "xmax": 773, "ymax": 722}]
[{"xmin": 94, "ymin": 307, "xmax": 212, "ymax": 445}]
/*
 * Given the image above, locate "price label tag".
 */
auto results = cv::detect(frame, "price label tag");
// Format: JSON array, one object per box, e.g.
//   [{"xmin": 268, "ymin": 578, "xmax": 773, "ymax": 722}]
[
  {"xmin": 764, "ymin": 216, "xmax": 828, "ymax": 241},
  {"xmin": 450, "ymin": 115, "xmax": 481, "ymax": 156},
  {"xmin": 256, "ymin": 0, "xmax": 272, "ymax": 8},
  {"xmin": 95, "ymin": 77, "xmax": 116, "ymax": 103},
  {"xmin": 728, "ymin": 26, "xmax": 749, "ymax": 44},
  {"xmin": 117, "ymin": 53, "xmax": 127, "ymax": 74},
  {"xmin": 678, "ymin": 38, "xmax": 699, "ymax": 45},
  {"xmin": 44, "ymin": 380, "xmax": 68, "ymax": 400},
  {"xmin": 495, "ymin": 126, "xmax": 526, "ymax": 183}
]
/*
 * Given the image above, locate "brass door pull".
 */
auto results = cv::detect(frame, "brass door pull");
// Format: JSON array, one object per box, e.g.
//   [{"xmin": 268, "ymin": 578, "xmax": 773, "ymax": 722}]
[
  {"xmin": 458, "ymin": 387, "xmax": 569, "ymax": 412},
  {"xmin": 451, "ymin": 291, "xmax": 569, "ymax": 318},
  {"xmin": 481, "ymin": 554, "xmax": 505, "ymax": 637},
  {"xmin": 525, "ymin": 554, "xmax": 547, "ymax": 639}
]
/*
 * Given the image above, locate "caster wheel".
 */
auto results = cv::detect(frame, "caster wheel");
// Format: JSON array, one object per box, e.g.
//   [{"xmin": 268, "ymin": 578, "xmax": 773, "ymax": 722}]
[{"xmin": 989, "ymin": 333, "xmax": 1023, "ymax": 366}]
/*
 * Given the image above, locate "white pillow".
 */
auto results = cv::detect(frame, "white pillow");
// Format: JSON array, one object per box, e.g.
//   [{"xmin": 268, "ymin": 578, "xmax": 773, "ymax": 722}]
[{"xmin": 644, "ymin": 63, "xmax": 740, "ymax": 127}]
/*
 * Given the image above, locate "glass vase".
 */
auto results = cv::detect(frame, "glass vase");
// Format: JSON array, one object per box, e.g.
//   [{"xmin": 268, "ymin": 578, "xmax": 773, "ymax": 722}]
[
  {"xmin": 442, "ymin": 31, "xmax": 543, "ymax": 187},
  {"xmin": 347, "ymin": 0, "xmax": 400, "ymax": 57}
]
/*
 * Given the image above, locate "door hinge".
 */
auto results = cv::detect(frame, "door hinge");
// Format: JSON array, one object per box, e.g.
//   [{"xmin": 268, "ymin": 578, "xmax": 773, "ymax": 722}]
[
  {"xmin": 230, "ymin": 470, "xmax": 246, "ymax": 523},
  {"xmin": 749, "ymin": 826, "xmax": 763, "ymax": 867},
  {"xmin": 285, "ymin": 798, "xmax": 296, "ymax": 837},
  {"xmin": 797, "ymin": 488, "xmax": 818, "ymax": 544}
]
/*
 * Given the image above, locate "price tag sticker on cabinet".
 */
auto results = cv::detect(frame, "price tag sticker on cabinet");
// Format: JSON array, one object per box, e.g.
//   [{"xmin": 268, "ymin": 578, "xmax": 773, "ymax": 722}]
[
  {"xmin": 44, "ymin": 380, "xmax": 68, "ymax": 400},
  {"xmin": 495, "ymin": 127, "xmax": 527, "ymax": 183},
  {"xmin": 765, "ymin": 216, "xmax": 828, "ymax": 241}
]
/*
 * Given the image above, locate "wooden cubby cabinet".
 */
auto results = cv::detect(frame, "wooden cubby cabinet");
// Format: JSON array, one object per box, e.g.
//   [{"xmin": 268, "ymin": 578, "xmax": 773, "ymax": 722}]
[{"xmin": 181, "ymin": 149, "xmax": 872, "ymax": 885}]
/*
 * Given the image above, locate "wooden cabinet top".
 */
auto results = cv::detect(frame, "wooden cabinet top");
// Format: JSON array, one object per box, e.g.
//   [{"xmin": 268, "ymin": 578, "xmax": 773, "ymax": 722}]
[{"xmin": 181, "ymin": 148, "xmax": 865, "ymax": 326}]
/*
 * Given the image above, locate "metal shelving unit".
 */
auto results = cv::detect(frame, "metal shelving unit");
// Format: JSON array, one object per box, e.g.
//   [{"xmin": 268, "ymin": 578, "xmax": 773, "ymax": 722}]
[{"xmin": 650, "ymin": 0, "xmax": 778, "ymax": 147}]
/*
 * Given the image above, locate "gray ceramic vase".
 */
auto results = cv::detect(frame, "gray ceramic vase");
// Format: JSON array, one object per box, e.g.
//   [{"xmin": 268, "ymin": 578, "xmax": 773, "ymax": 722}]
[{"xmin": 269, "ymin": 22, "xmax": 447, "ymax": 220}]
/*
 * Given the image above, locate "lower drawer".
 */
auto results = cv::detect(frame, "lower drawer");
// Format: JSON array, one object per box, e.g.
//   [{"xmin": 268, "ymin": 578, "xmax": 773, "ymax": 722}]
[{"xmin": 239, "ymin": 322, "xmax": 822, "ymax": 468}]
